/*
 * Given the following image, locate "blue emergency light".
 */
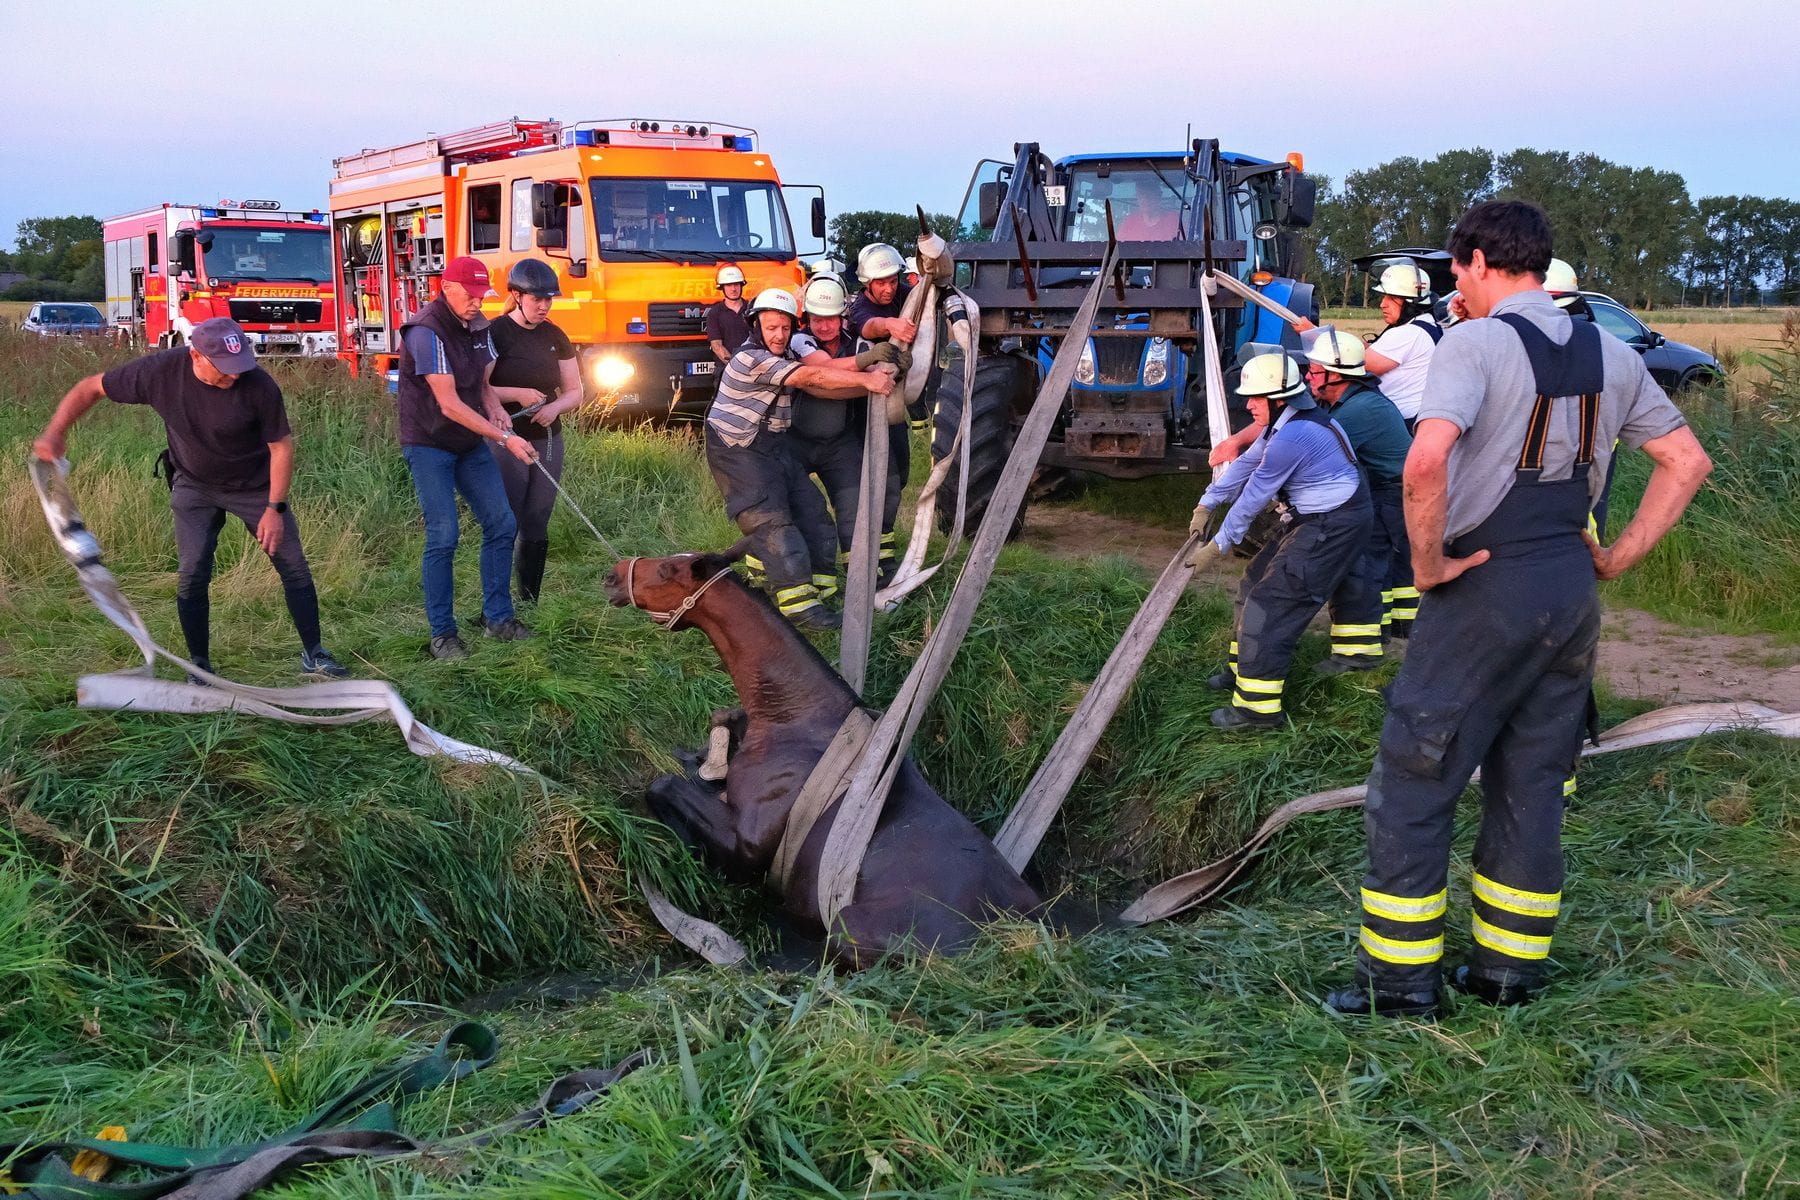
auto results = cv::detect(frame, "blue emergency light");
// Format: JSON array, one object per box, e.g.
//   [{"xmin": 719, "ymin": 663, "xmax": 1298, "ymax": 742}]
[
  {"xmin": 200, "ymin": 209, "xmax": 221, "ymax": 219},
  {"xmin": 627, "ymin": 319, "xmax": 648, "ymax": 334},
  {"xmin": 730, "ymin": 136, "xmax": 753, "ymax": 151},
  {"xmin": 568, "ymin": 129, "xmax": 600, "ymax": 147}
]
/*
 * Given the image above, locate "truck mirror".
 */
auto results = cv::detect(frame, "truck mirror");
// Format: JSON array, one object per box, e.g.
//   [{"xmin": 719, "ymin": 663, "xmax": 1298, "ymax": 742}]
[
  {"xmin": 195, "ymin": 230, "xmax": 214, "ymax": 250},
  {"xmin": 534, "ymin": 228, "xmax": 567, "ymax": 250},
  {"xmin": 978, "ymin": 181, "xmax": 1006, "ymax": 230},
  {"xmin": 1279, "ymin": 173, "xmax": 1317, "ymax": 229},
  {"xmin": 530, "ymin": 182, "xmax": 565, "ymax": 232},
  {"xmin": 567, "ymin": 258, "xmax": 587, "ymax": 279},
  {"xmin": 811, "ymin": 196, "xmax": 827, "ymax": 240},
  {"xmin": 173, "ymin": 232, "xmax": 197, "ymax": 277}
]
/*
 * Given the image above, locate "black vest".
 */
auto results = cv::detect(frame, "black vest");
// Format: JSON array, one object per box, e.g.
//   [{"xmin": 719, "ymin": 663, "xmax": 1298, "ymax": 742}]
[{"xmin": 397, "ymin": 296, "xmax": 495, "ymax": 453}]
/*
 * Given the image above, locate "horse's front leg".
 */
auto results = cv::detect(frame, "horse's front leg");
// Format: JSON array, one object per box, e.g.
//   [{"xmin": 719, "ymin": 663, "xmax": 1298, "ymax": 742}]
[{"xmin": 645, "ymin": 772, "xmax": 762, "ymax": 886}]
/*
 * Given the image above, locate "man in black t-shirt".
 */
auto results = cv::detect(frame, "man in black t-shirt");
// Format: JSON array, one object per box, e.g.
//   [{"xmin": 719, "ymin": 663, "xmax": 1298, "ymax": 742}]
[
  {"xmin": 705, "ymin": 264, "xmax": 752, "ymax": 364},
  {"xmin": 33, "ymin": 318, "xmax": 347, "ymax": 680}
]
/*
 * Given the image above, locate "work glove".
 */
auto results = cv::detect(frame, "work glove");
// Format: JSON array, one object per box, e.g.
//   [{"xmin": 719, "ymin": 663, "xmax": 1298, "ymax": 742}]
[
  {"xmin": 855, "ymin": 342, "xmax": 900, "ymax": 369},
  {"xmin": 894, "ymin": 348, "xmax": 914, "ymax": 377},
  {"xmin": 1186, "ymin": 539, "xmax": 1223, "ymax": 571},
  {"xmin": 1188, "ymin": 505, "xmax": 1213, "ymax": 536}
]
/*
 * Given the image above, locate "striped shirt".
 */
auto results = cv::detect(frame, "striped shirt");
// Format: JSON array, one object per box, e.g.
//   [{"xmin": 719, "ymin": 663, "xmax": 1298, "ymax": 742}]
[{"xmin": 707, "ymin": 345, "xmax": 804, "ymax": 447}]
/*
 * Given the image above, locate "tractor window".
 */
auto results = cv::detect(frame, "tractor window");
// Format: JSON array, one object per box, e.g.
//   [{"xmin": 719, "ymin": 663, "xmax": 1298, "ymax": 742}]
[
  {"xmin": 956, "ymin": 159, "xmax": 1008, "ymax": 232},
  {"xmin": 1231, "ymin": 176, "xmax": 1284, "ymax": 278},
  {"xmin": 589, "ymin": 178, "xmax": 794, "ymax": 261},
  {"xmin": 509, "ymin": 179, "xmax": 534, "ymax": 251},
  {"xmin": 467, "ymin": 183, "xmax": 502, "ymax": 253},
  {"xmin": 1064, "ymin": 163, "xmax": 1193, "ymax": 242}
]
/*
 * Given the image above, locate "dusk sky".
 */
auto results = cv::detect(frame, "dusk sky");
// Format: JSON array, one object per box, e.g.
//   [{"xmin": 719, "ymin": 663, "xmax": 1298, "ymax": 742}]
[{"xmin": 3, "ymin": 0, "xmax": 1792, "ymax": 249}]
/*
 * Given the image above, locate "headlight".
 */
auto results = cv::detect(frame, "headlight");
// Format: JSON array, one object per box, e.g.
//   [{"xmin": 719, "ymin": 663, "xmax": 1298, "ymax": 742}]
[
  {"xmin": 1143, "ymin": 336, "xmax": 1170, "ymax": 388},
  {"xmin": 1075, "ymin": 339, "xmax": 1096, "ymax": 385},
  {"xmin": 592, "ymin": 356, "xmax": 635, "ymax": 390}
]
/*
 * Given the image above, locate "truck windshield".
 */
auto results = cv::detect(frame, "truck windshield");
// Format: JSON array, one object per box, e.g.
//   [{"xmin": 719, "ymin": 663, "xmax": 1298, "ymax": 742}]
[
  {"xmin": 1064, "ymin": 162, "xmax": 1195, "ymax": 242},
  {"xmin": 201, "ymin": 227, "xmax": 331, "ymax": 283},
  {"xmin": 589, "ymin": 178, "xmax": 794, "ymax": 262}
]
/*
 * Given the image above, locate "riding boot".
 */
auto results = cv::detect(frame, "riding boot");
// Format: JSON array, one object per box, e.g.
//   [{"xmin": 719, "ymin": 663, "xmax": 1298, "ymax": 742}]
[{"xmin": 517, "ymin": 539, "xmax": 550, "ymax": 604}]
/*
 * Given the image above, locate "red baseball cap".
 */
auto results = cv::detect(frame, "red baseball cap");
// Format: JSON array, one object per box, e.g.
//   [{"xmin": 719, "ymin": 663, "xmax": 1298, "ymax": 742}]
[{"xmin": 441, "ymin": 257, "xmax": 494, "ymax": 297}]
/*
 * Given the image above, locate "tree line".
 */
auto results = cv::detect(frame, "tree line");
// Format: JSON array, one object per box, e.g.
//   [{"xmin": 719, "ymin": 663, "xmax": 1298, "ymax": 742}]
[
  {"xmin": 1303, "ymin": 148, "xmax": 1798, "ymax": 309},
  {"xmin": 0, "ymin": 216, "xmax": 104, "ymax": 301}
]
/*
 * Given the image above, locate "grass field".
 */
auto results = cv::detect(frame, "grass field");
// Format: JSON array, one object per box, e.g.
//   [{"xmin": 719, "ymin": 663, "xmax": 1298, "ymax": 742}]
[{"xmin": 2, "ymin": 330, "xmax": 1798, "ymax": 1196}]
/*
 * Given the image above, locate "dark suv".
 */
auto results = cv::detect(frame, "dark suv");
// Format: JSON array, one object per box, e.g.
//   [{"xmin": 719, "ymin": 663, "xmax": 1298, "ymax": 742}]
[{"xmin": 1581, "ymin": 292, "xmax": 1723, "ymax": 391}]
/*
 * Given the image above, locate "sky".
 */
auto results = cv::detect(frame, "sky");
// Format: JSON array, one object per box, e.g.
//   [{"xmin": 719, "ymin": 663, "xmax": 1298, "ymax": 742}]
[{"xmin": 2, "ymin": 0, "xmax": 1793, "ymax": 252}]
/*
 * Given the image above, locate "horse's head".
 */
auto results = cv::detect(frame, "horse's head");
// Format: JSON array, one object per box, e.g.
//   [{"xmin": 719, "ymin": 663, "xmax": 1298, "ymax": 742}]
[{"xmin": 605, "ymin": 540, "xmax": 750, "ymax": 630}]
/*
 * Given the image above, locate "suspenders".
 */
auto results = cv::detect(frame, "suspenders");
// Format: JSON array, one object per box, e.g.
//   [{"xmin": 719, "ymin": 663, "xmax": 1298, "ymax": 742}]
[
  {"xmin": 1494, "ymin": 314, "xmax": 1604, "ymax": 473},
  {"xmin": 1412, "ymin": 317, "xmax": 1444, "ymax": 344}
]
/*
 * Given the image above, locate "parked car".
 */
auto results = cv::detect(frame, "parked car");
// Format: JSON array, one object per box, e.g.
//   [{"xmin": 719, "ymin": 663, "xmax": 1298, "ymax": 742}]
[
  {"xmin": 1581, "ymin": 292, "xmax": 1723, "ymax": 391},
  {"xmin": 20, "ymin": 302, "xmax": 107, "ymax": 337}
]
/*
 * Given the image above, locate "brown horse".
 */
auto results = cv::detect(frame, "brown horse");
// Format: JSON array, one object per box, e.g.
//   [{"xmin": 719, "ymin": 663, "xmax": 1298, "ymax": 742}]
[{"xmin": 604, "ymin": 545, "xmax": 1043, "ymax": 969}]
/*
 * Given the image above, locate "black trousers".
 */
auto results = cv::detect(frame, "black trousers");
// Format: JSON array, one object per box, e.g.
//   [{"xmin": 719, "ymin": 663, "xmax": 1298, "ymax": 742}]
[
  {"xmin": 1228, "ymin": 488, "xmax": 1372, "ymax": 717},
  {"xmin": 788, "ymin": 426, "xmax": 864, "ymax": 573},
  {"xmin": 1324, "ymin": 482, "xmax": 1392, "ymax": 662},
  {"xmin": 704, "ymin": 427, "xmax": 829, "ymax": 615},
  {"xmin": 170, "ymin": 473, "xmax": 320, "ymax": 661},
  {"xmin": 1355, "ymin": 477, "xmax": 1598, "ymax": 992},
  {"xmin": 1374, "ymin": 484, "xmax": 1418, "ymax": 638}
]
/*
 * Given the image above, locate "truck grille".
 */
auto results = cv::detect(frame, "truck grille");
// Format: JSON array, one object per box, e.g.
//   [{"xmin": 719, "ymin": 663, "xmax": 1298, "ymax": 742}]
[
  {"xmin": 228, "ymin": 300, "xmax": 322, "ymax": 325},
  {"xmin": 1093, "ymin": 338, "xmax": 1146, "ymax": 385},
  {"xmin": 648, "ymin": 302, "xmax": 708, "ymax": 337}
]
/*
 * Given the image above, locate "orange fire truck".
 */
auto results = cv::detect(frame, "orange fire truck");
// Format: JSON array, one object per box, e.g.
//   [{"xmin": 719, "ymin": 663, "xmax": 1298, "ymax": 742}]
[
  {"xmin": 102, "ymin": 202, "xmax": 339, "ymax": 356},
  {"xmin": 327, "ymin": 117, "xmax": 826, "ymax": 419}
]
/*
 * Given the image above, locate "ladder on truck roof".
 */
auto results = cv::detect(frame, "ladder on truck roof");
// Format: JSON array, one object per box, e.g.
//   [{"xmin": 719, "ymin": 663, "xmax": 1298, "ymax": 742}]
[{"xmin": 332, "ymin": 117, "xmax": 563, "ymax": 180}]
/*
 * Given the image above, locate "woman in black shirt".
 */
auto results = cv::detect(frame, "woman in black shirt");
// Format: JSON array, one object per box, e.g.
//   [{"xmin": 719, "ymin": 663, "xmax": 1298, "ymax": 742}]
[{"xmin": 488, "ymin": 259, "xmax": 582, "ymax": 602}]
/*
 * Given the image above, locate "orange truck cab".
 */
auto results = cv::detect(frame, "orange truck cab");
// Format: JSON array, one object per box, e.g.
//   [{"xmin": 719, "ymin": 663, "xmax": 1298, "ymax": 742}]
[
  {"xmin": 327, "ymin": 117, "xmax": 826, "ymax": 420},
  {"xmin": 102, "ymin": 202, "xmax": 338, "ymax": 356}
]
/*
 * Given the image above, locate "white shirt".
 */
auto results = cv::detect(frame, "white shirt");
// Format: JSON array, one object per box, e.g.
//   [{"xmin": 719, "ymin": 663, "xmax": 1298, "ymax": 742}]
[{"xmin": 1369, "ymin": 319, "xmax": 1438, "ymax": 420}]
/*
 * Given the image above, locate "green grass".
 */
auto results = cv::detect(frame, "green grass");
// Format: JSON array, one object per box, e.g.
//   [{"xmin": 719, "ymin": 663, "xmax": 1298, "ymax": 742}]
[{"xmin": 2, "ymin": 329, "xmax": 1798, "ymax": 1196}]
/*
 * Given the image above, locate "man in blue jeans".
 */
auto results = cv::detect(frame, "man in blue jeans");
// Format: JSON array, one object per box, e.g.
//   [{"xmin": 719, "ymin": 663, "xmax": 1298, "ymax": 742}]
[{"xmin": 397, "ymin": 257, "xmax": 540, "ymax": 659}]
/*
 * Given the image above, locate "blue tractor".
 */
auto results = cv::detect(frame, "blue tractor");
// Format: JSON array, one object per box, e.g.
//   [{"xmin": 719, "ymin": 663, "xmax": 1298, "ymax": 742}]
[{"xmin": 934, "ymin": 138, "xmax": 1317, "ymax": 532}]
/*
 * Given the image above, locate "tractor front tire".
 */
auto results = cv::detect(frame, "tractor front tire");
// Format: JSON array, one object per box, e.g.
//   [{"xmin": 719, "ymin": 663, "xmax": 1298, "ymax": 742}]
[{"xmin": 933, "ymin": 352, "xmax": 1027, "ymax": 540}]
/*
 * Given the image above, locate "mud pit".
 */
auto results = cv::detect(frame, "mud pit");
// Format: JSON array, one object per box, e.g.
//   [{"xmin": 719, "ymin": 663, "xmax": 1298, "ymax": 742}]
[{"xmin": 1021, "ymin": 504, "xmax": 1800, "ymax": 709}]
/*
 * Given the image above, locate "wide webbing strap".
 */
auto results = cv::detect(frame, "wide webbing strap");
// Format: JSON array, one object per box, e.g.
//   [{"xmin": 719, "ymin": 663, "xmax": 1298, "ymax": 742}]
[
  {"xmin": 1118, "ymin": 701, "xmax": 1800, "ymax": 924},
  {"xmin": 1494, "ymin": 312, "xmax": 1604, "ymax": 472},
  {"xmin": 814, "ymin": 253, "xmax": 1117, "ymax": 929},
  {"xmin": 28, "ymin": 458, "xmax": 749, "ymax": 970}
]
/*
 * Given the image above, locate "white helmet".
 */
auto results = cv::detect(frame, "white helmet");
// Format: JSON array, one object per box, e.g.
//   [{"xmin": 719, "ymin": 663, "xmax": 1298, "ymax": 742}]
[
  {"xmin": 903, "ymin": 255, "xmax": 919, "ymax": 276},
  {"xmin": 857, "ymin": 242, "xmax": 905, "ymax": 284},
  {"xmin": 808, "ymin": 258, "xmax": 843, "ymax": 278},
  {"xmin": 1235, "ymin": 352, "xmax": 1311, "ymax": 405},
  {"xmin": 802, "ymin": 276, "xmax": 848, "ymax": 317},
  {"xmin": 747, "ymin": 288, "xmax": 798, "ymax": 322},
  {"xmin": 1303, "ymin": 326, "xmax": 1367, "ymax": 377},
  {"xmin": 716, "ymin": 264, "xmax": 746, "ymax": 288},
  {"xmin": 1543, "ymin": 257, "xmax": 1579, "ymax": 307},
  {"xmin": 1372, "ymin": 262, "xmax": 1432, "ymax": 301}
]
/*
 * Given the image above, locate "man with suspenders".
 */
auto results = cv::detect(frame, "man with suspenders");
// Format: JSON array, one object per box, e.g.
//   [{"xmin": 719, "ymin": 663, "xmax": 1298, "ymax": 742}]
[{"xmin": 1326, "ymin": 202, "xmax": 1712, "ymax": 1018}]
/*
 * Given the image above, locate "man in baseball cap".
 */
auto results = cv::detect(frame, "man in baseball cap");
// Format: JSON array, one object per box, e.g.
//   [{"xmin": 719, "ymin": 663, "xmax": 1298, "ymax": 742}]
[{"xmin": 33, "ymin": 319, "xmax": 349, "ymax": 682}]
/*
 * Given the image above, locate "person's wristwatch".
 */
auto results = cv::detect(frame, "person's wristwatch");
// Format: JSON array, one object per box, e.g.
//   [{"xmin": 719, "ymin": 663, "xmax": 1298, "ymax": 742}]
[{"xmin": 266, "ymin": 501, "xmax": 289, "ymax": 514}]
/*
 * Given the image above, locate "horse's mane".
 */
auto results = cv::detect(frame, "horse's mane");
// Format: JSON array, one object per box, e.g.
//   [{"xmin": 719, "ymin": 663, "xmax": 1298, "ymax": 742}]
[{"xmin": 702, "ymin": 569, "xmax": 861, "ymax": 704}]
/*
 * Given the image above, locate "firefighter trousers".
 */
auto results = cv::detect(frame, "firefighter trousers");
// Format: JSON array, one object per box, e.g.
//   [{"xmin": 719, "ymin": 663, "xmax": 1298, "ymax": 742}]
[
  {"xmin": 1374, "ymin": 483, "xmax": 1418, "ymax": 639},
  {"xmin": 1227, "ymin": 487, "xmax": 1371, "ymax": 718},
  {"xmin": 1355, "ymin": 485, "xmax": 1599, "ymax": 993},
  {"xmin": 1325, "ymin": 481, "xmax": 1393, "ymax": 663},
  {"xmin": 704, "ymin": 427, "xmax": 829, "ymax": 619}
]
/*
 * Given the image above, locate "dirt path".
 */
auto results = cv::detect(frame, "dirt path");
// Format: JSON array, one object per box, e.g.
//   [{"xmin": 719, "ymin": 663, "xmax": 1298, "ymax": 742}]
[{"xmin": 1022, "ymin": 504, "xmax": 1800, "ymax": 710}]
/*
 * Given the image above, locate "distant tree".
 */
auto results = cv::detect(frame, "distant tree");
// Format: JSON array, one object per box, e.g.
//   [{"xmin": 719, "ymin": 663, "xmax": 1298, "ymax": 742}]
[
  {"xmin": 1309, "ymin": 150, "xmax": 1495, "ymax": 306},
  {"xmin": 12, "ymin": 215, "xmax": 103, "ymax": 281},
  {"xmin": 828, "ymin": 210, "xmax": 964, "ymax": 274}
]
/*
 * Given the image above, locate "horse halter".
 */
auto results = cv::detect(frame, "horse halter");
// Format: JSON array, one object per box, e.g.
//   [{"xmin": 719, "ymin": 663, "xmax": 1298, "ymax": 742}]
[{"xmin": 624, "ymin": 557, "xmax": 734, "ymax": 630}]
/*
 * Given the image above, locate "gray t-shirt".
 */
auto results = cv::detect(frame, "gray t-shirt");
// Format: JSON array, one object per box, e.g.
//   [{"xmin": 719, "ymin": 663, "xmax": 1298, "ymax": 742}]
[{"xmin": 1420, "ymin": 289, "xmax": 1686, "ymax": 541}]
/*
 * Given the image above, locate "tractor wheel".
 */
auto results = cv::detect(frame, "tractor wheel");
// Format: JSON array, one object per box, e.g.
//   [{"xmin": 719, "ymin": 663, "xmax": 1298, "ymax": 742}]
[{"xmin": 932, "ymin": 352, "xmax": 1026, "ymax": 540}]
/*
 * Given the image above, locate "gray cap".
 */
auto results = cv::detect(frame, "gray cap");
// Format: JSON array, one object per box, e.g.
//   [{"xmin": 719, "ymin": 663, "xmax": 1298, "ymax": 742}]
[{"xmin": 190, "ymin": 317, "xmax": 258, "ymax": 374}]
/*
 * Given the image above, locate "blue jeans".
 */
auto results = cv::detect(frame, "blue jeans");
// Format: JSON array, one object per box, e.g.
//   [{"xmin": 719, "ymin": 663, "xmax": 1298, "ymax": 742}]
[{"xmin": 402, "ymin": 444, "xmax": 518, "ymax": 637}]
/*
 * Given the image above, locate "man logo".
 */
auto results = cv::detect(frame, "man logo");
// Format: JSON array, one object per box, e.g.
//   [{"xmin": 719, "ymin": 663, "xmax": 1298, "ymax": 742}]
[
  {"xmin": 682, "ymin": 306, "xmax": 704, "ymax": 320},
  {"xmin": 224, "ymin": 334, "xmax": 243, "ymax": 353}
]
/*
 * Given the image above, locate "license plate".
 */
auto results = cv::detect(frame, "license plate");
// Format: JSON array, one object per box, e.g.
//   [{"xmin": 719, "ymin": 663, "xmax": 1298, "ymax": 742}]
[
  {"xmin": 264, "ymin": 333, "xmax": 299, "ymax": 344},
  {"xmin": 686, "ymin": 360, "xmax": 716, "ymax": 376}
]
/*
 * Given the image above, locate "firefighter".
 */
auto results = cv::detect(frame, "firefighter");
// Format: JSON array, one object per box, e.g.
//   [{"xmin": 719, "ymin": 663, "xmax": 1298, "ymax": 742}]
[
  {"xmin": 32, "ymin": 318, "xmax": 348, "ymax": 681},
  {"xmin": 1543, "ymin": 257, "xmax": 1591, "ymax": 317},
  {"xmin": 705, "ymin": 288, "xmax": 898, "ymax": 630},
  {"xmin": 1324, "ymin": 201, "xmax": 1711, "ymax": 1018},
  {"xmin": 1190, "ymin": 352, "xmax": 1371, "ymax": 730},
  {"xmin": 846, "ymin": 242, "xmax": 918, "ymax": 582},
  {"xmin": 705, "ymin": 265, "xmax": 751, "ymax": 364},
  {"xmin": 488, "ymin": 258, "xmax": 581, "ymax": 604},
  {"xmin": 903, "ymin": 255, "xmax": 921, "ymax": 288},
  {"xmin": 1362, "ymin": 263, "xmax": 1441, "ymax": 432},
  {"xmin": 788, "ymin": 274, "xmax": 900, "ymax": 599},
  {"xmin": 1301, "ymin": 328, "xmax": 1413, "ymax": 672},
  {"xmin": 398, "ymin": 257, "xmax": 540, "ymax": 658}
]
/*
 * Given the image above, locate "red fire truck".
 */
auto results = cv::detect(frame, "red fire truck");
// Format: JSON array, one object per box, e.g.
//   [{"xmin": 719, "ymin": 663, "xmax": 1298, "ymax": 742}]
[{"xmin": 102, "ymin": 202, "xmax": 339, "ymax": 357}]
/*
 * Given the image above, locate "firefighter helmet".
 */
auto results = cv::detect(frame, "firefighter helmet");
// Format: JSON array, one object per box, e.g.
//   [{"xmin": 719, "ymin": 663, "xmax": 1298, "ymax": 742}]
[
  {"xmin": 856, "ymin": 242, "xmax": 905, "ymax": 284},
  {"xmin": 802, "ymin": 276, "xmax": 848, "ymax": 318},
  {"xmin": 1372, "ymin": 262, "xmax": 1432, "ymax": 301},
  {"xmin": 716, "ymin": 264, "xmax": 747, "ymax": 288},
  {"xmin": 1236, "ymin": 352, "xmax": 1313, "ymax": 408},
  {"xmin": 1303, "ymin": 326, "xmax": 1367, "ymax": 376},
  {"xmin": 748, "ymin": 288, "xmax": 799, "ymax": 321},
  {"xmin": 1543, "ymin": 257, "xmax": 1580, "ymax": 307},
  {"xmin": 506, "ymin": 258, "xmax": 561, "ymax": 298}
]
